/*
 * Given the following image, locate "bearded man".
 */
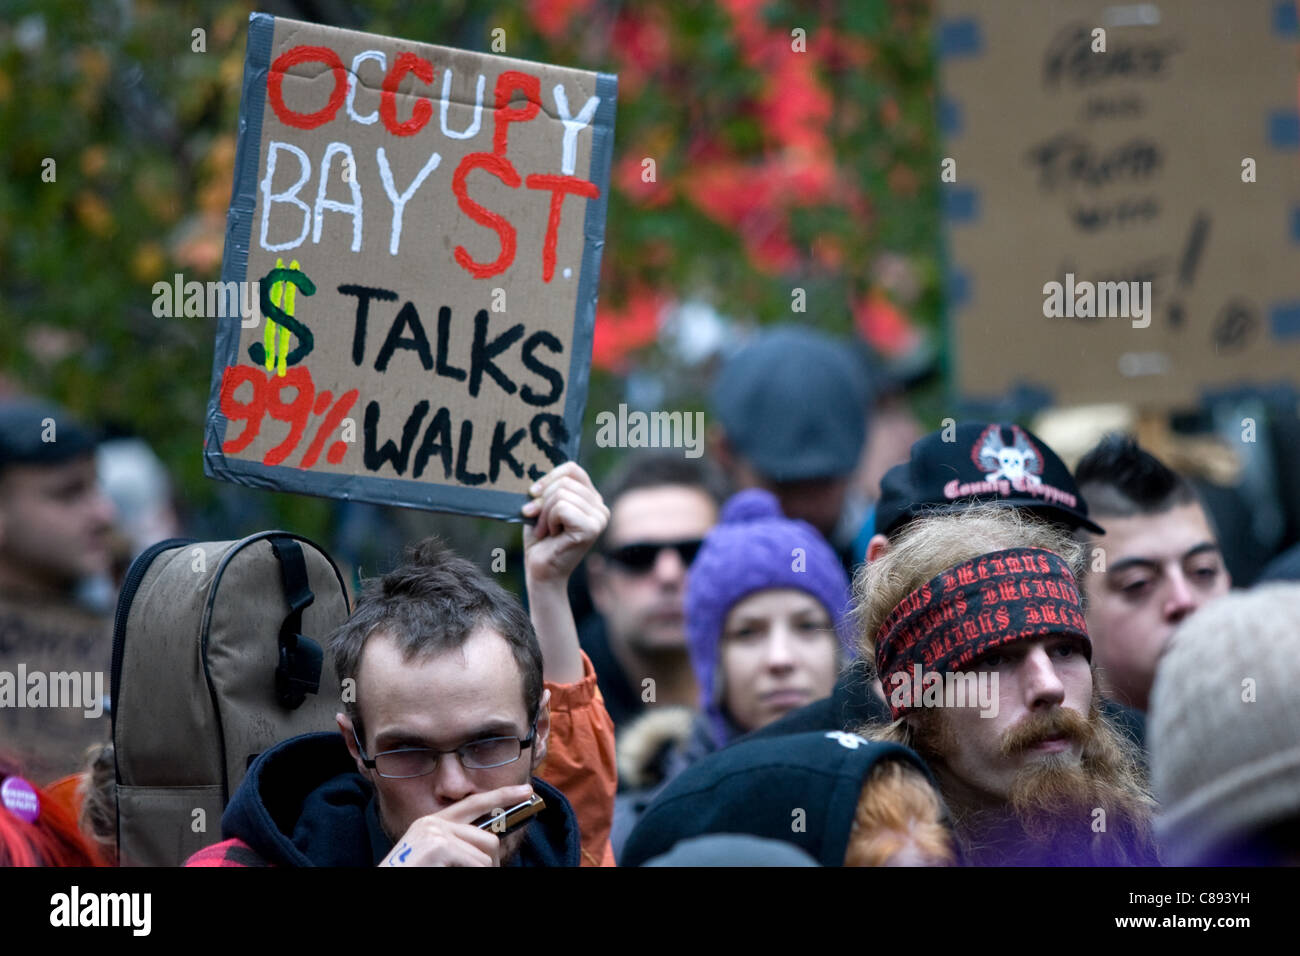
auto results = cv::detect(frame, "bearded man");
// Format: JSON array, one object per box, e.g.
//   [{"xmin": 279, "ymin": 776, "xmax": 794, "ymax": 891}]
[{"xmin": 857, "ymin": 504, "xmax": 1159, "ymax": 866}]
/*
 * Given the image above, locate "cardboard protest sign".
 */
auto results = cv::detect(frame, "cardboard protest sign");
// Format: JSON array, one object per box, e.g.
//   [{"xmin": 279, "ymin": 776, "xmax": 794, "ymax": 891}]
[
  {"xmin": 204, "ymin": 14, "xmax": 616, "ymax": 519},
  {"xmin": 937, "ymin": 0, "xmax": 1300, "ymax": 411}
]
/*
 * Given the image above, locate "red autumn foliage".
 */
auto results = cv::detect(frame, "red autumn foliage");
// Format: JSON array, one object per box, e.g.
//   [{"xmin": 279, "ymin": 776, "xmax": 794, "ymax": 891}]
[
  {"xmin": 616, "ymin": 151, "xmax": 674, "ymax": 208},
  {"xmin": 609, "ymin": 7, "xmax": 671, "ymax": 98},
  {"xmin": 527, "ymin": 0, "xmax": 599, "ymax": 42},
  {"xmin": 854, "ymin": 290, "xmax": 921, "ymax": 358},
  {"xmin": 593, "ymin": 289, "xmax": 667, "ymax": 372}
]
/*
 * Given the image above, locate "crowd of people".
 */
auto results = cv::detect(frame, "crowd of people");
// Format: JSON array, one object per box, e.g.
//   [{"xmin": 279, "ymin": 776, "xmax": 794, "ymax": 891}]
[{"xmin": 2, "ymin": 326, "xmax": 1299, "ymax": 867}]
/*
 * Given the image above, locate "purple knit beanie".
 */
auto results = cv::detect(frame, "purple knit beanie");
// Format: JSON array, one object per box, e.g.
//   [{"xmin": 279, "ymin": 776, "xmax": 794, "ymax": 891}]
[{"xmin": 685, "ymin": 488, "xmax": 854, "ymax": 747}]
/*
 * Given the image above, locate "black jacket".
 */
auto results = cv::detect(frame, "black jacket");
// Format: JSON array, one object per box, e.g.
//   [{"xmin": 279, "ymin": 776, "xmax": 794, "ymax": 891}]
[{"xmin": 217, "ymin": 732, "xmax": 582, "ymax": 867}]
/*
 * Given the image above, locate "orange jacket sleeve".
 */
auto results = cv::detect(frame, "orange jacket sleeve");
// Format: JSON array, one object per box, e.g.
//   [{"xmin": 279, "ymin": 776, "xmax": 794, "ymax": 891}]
[{"xmin": 537, "ymin": 650, "xmax": 617, "ymax": 867}]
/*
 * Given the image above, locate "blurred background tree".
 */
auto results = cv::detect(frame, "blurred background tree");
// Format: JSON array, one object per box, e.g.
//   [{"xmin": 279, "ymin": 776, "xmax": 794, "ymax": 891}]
[{"xmin": 0, "ymin": 0, "xmax": 940, "ymax": 568}]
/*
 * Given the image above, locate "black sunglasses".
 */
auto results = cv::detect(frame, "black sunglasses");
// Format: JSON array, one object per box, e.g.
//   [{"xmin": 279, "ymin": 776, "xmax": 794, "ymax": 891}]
[{"xmin": 604, "ymin": 539, "xmax": 704, "ymax": 572}]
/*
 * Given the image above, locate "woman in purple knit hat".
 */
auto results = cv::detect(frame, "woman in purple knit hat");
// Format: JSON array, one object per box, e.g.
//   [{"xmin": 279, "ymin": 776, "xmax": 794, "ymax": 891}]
[{"xmin": 611, "ymin": 488, "xmax": 853, "ymax": 859}]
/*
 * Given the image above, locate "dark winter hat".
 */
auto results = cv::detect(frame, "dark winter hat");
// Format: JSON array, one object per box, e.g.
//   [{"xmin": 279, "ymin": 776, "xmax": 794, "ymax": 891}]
[
  {"xmin": 685, "ymin": 489, "xmax": 853, "ymax": 747},
  {"xmin": 621, "ymin": 730, "xmax": 937, "ymax": 867},
  {"xmin": 0, "ymin": 400, "xmax": 99, "ymax": 470},
  {"xmin": 875, "ymin": 422, "xmax": 1104, "ymax": 539},
  {"xmin": 710, "ymin": 326, "xmax": 868, "ymax": 482}
]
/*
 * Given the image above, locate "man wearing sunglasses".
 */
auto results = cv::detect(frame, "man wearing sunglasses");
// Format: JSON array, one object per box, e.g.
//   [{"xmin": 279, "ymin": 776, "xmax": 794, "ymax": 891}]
[
  {"xmin": 188, "ymin": 464, "xmax": 614, "ymax": 867},
  {"xmin": 583, "ymin": 452, "xmax": 725, "ymax": 730}
]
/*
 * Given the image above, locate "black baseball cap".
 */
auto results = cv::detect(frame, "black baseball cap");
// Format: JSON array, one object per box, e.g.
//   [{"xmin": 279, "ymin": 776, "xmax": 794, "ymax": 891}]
[
  {"xmin": 874, "ymin": 422, "xmax": 1105, "ymax": 538},
  {"xmin": 0, "ymin": 399, "xmax": 100, "ymax": 469},
  {"xmin": 710, "ymin": 326, "xmax": 869, "ymax": 482}
]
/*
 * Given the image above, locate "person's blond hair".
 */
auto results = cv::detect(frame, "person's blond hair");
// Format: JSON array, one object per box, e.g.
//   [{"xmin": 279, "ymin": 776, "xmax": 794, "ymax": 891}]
[
  {"xmin": 854, "ymin": 503, "xmax": 1085, "ymax": 663},
  {"xmin": 78, "ymin": 742, "xmax": 118, "ymax": 866},
  {"xmin": 845, "ymin": 760, "xmax": 954, "ymax": 866}
]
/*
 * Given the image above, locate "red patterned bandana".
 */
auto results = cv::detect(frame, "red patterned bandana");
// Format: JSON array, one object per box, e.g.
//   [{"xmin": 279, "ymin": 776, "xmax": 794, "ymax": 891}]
[{"xmin": 875, "ymin": 547, "xmax": 1090, "ymax": 719}]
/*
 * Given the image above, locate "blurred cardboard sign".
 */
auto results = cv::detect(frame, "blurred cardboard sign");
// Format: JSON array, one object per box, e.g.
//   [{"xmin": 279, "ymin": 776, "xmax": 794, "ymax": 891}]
[
  {"xmin": 937, "ymin": 0, "xmax": 1300, "ymax": 411},
  {"xmin": 204, "ymin": 14, "xmax": 616, "ymax": 519}
]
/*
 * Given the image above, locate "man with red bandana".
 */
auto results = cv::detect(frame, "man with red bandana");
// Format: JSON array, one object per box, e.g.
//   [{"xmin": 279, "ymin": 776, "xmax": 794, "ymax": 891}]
[{"xmin": 857, "ymin": 503, "xmax": 1159, "ymax": 866}]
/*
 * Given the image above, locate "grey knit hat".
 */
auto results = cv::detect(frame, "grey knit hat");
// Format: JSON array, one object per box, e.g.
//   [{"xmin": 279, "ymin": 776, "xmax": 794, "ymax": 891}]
[
  {"xmin": 1149, "ymin": 583, "xmax": 1300, "ymax": 865},
  {"xmin": 709, "ymin": 326, "xmax": 869, "ymax": 482}
]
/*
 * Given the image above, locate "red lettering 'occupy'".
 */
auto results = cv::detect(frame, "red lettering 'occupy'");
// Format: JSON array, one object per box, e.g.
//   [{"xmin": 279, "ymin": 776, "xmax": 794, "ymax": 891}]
[
  {"xmin": 381, "ymin": 52, "xmax": 435, "ymax": 137},
  {"xmin": 268, "ymin": 45, "xmax": 348, "ymax": 130},
  {"xmin": 493, "ymin": 70, "xmax": 542, "ymax": 156}
]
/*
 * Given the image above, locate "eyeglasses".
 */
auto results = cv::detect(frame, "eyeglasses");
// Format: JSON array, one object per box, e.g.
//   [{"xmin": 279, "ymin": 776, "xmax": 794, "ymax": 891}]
[
  {"xmin": 352, "ymin": 723, "xmax": 537, "ymax": 779},
  {"xmin": 604, "ymin": 539, "xmax": 704, "ymax": 573}
]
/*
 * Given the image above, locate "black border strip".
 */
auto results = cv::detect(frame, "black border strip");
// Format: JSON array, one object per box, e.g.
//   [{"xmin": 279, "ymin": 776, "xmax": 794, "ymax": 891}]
[
  {"xmin": 561, "ymin": 70, "xmax": 618, "ymax": 466},
  {"xmin": 204, "ymin": 12, "xmax": 274, "ymax": 483}
]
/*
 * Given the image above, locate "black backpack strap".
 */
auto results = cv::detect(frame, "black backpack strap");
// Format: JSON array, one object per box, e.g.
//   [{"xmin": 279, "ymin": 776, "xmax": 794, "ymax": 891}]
[{"xmin": 270, "ymin": 537, "xmax": 323, "ymax": 709}]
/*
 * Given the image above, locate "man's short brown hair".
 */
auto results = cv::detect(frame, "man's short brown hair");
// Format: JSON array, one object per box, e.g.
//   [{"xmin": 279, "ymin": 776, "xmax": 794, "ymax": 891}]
[{"xmin": 329, "ymin": 538, "xmax": 543, "ymax": 744}]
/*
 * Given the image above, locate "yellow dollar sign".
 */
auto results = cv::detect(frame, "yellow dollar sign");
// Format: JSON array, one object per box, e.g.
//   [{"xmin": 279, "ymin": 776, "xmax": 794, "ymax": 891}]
[
  {"xmin": 262, "ymin": 258, "xmax": 301, "ymax": 377},
  {"xmin": 263, "ymin": 256, "xmax": 283, "ymax": 373}
]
